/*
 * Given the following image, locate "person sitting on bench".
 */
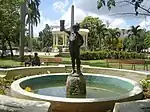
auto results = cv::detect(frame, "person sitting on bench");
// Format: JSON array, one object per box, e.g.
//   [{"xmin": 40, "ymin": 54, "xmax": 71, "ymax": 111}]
[
  {"xmin": 32, "ymin": 53, "xmax": 40, "ymax": 66},
  {"xmin": 25, "ymin": 55, "xmax": 32, "ymax": 67}
]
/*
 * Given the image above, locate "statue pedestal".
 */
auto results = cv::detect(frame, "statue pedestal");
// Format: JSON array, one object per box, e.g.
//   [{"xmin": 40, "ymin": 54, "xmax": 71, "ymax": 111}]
[{"xmin": 66, "ymin": 73, "xmax": 86, "ymax": 98}]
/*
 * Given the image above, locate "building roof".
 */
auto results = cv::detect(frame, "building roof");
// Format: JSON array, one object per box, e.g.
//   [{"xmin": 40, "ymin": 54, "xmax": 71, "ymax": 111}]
[{"xmin": 51, "ymin": 26, "xmax": 89, "ymax": 35}]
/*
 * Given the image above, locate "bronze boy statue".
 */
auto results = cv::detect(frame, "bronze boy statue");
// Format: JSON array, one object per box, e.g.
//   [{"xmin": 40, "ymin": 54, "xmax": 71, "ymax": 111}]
[{"xmin": 61, "ymin": 22, "xmax": 84, "ymax": 75}]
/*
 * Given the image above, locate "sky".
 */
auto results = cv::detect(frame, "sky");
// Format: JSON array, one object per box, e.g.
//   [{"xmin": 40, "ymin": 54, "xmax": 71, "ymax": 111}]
[{"xmin": 33, "ymin": 0, "xmax": 150, "ymax": 37}]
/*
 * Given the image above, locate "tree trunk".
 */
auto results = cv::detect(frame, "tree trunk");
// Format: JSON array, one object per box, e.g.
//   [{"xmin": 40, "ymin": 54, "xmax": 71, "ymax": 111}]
[
  {"xmin": 20, "ymin": 2, "xmax": 26, "ymax": 62},
  {"xmin": 7, "ymin": 39, "xmax": 13, "ymax": 57},
  {"xmin": 28, "ymin": 16, "xmax": 31, "ymax": 50},
  {"xmin": 28, "ymin": 0, "xmax": 31, "ymax": 50},
  {"xmin": 1, "ymin": 39, "xmax": 6, "ymax": 58},
  {"xmin": 30, "ymin": 21, "xmax": 33, "ymax": 51},
  {"xmin": 99, "ymin": 34, "xmax": 101, "ymax": 50},
  {"xmin": 135, "ymin": 37, "xmax": 137, "ymax": 52}
]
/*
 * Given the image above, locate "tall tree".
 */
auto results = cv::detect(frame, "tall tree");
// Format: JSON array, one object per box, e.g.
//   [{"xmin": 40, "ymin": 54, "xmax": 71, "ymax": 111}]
[
  {"xmin": 0, "ymin": 0, "xmax": 20, "ymax": 57},
  {"xmin": 105, "ymin": 28, "xmax": 121, "ymax": 50},
  {"xmin": 26, "ymin": 0, "xmax": 40, "ymax": 51},
  {"xmin": 144, "ymin": 31, "xmax": 150, "ymax": 49},
  {"xmin": 19, "ymin": 0, "xmax": 40, "ymax": 61},
  {"xmin": 96, "ymin": 22, "xmax": 107, "ymax": 50},
  {"xmin": 136, "ymin": 29, "xmax": 146, "ymax": 52},
  {"xmin": 127, "ymin": 25, "xmax": 142, "ymax": 52},
  {"xmin": 123, "ymin": 27, "xmax": 146, "ymax": 52},
  {"xmin": 38, "ymin": 24, "xmax": 53, "ymax": 50},
  {"xmin": 80, "ymin": 16, "xmax": 104, "ymax": 51}
]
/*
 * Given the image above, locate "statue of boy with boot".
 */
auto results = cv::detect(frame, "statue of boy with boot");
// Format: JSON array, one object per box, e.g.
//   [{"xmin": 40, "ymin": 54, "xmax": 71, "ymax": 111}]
[{"xmin": 60, "ymin": 20, "xmax": 84, "ymax": 75}]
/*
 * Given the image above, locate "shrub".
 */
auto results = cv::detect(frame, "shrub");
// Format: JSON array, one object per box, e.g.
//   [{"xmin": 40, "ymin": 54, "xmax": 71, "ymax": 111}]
[{"xmin": 80, "ymin": 50, "xmax": 147, "ymax": 60}]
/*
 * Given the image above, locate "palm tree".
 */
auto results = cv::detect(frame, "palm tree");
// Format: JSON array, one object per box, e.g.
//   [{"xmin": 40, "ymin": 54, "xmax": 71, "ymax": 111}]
[
  {"xmin": 26, "ymin": 0, "xmax": 40, "ymax": 51},
  {"xmin": 127, "ymin": 25, "xmax": 142, "ymax": 52},
  {"xmin": 19, "ymin": 0, "xmax": 40, "ymax": 61},
  {"xmin": 96, "ymin": 22, "xmax": 107, "ymax": 50},
  {"xmin": 105, "ymin": 28, "xmax": 120, "ymax": 50},
  {"xmin": 20, "ymin": 1, "xmax": 26, "ymax": 61},
  {"xmin": 38, "ymin": 24, "xmax": 53, "ymax": 49}
]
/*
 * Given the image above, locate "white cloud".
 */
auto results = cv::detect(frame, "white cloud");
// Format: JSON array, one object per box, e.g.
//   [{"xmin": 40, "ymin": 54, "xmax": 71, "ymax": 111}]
[
  {"xmin": 139, "ymin": 17, "xmax": 150, "ymax": 30},
  {"xmin": 33, "ymin": 12, "xmax": 59, "ymax": 37},
  {"xmin": 34, "ymin": 0, "xmax": 139, "ymax": 36},
  {"xmin": 59, "ymin": 4, "xmax": 129, "ymax": 29},
  {"xmin": 74, "ymin": 7, "xmax": 87, "ymax": 23},
  {"xmin": 60, "ymin": 5, "xmax": 87, "ymax": 26},
  {"xmin": 110, "ymin": 18, "xmax": 129, "ymax": 29},
  {"xmin": 52, "ymin": 0, "xmax": 69, "ymax": 13}
]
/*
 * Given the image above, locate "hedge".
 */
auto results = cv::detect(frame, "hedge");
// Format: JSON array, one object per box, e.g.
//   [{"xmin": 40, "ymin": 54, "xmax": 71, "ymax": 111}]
[{"xmin": 80, "ymin": 50, "xmax": 147, "ymax": 60}]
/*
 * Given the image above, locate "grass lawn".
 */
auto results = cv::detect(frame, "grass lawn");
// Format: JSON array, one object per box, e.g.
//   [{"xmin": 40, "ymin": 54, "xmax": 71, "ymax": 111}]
[
  {"xmin": 61, "ymin": 57, "xmax": 148, "ymax": 71},
  {"xmin": 0, "ymin": 56, "xmax": 149, "ymax": 71},
  {"xmin": 61, "ymin": 57, "xmax": 107, "ymax": 67},
  {"xmin": 0, "ymin": 59, "xmax": 21, "ymax": 68}
]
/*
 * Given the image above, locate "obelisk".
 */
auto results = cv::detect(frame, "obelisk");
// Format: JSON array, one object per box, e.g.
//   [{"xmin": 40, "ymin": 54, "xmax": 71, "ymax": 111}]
[{"xmin": 71, "ymin": 5, "xmax": 74, "ymax": 28}]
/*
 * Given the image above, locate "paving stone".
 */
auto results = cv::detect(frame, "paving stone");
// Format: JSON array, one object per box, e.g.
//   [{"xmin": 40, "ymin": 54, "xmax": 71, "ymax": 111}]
[
  {"xmin": 113, "ymin": 99, "xmax": 150, "ymax": 112},
  {"xmin": 0, "ymin": 95, "xmax": 51, "ymax": 112}
]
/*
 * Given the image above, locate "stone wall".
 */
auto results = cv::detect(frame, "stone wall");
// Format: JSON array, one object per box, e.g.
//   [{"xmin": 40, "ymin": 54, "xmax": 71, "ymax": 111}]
[
  {"xmin": 83, "ymin": 66, "xmax": 150, "ymax": 82},
  {"xmin": 4, "ymin": 66, "xmax": 66, "ymax": 79},
  {"xmin": 0, "ymin": 64, "xmax": 149, "ymax": 81}
]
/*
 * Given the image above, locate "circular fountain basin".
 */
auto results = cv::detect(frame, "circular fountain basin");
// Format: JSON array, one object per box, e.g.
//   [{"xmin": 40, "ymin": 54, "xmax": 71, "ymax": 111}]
[{"xmin": 11, "ymin": 73, "xmax": 143, "ymax": 112}]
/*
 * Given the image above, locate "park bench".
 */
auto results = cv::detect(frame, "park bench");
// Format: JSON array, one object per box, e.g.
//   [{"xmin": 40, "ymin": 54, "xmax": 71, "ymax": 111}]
[
  {"xmin": 106, "ymin": 59, "xmax": 122, "ymax": 68},
  {"xmin": 40, "ymin": 57, "xmax": 62, "ymax": 66},
  {"xmin": 106, "ymin": 59, "xmax": 149, "ymax": 70},
  {"xmin": 144, "ymin": 60, "xmax": 150, "ymax": 70},
  {"xmin": 120, "ymin": 59, "xmax": 146, "ymax": 70}
]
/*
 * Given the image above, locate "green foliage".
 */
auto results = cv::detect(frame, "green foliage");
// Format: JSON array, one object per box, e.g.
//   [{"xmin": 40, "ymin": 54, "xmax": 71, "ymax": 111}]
[
  {"xmin": 128, "ymin": 25, "xmax": 141, "ymax": 38},
  {"xmin": 0, "ymin": 75, "xmax": 26, "ymax": 95},
  {"xmin": 97, "ymin": 0, "xmax": 146, "ymax": 16},
  {"xmin": 0, "ymin": 0, "xmax": 41, "ymax": 59},
  {"xmin": 80, "ymin": 16, "xmax": 148, "ymax": 53},
  {"xmin": 0, "ymin": 78, "xmax": 12, "ymax": 95},
  {"xmin": 140, "ymin": 79, "xmax": 150, "ymax": 89},
  {"xmin": 0, "ymin": 89, "xmax": 5, "ymax": 95},
  {"xmin": 123, "ymin": 27, "xmax": 146, "ymax": 52},
  {"xmin": 97, "ymin": 0, "xmax": 115, "ymax": 10},
  {"xmin": 0, "ymin": 0, "xmax": 21, "ymax": 57},
  {"xmin": 105, "ymin": 28, "xmax": 120, "ymax": 50},
  {"xmin": 32, "ymin": 38, "xmax": 41, "ymax": 51},
  {"xmin": 26, "ymin": 0, "xmax": 40, "ymax": 26},
  {"xmin": 13, "ymin": 75, "xmax": 26, "ymax": 80},
  {"xmin": 80, "ymin": 16, "xmax": 109, "ymax": 51},
  {"xmin": 144, "ymin": 31, "xmax": 150, "ymax": 48},
  {"xmin": 55, "ymin": 53, "xmax": 70, "ymax": 57},
  {"xmin": 38, "ymin": 24, "xmax": 53, "ymax": 49},
  {"xmin": 80, "ymin": 16, "xmax": 123, "ymax": 51},
  {"xmin": 80, "ymin": 50, "xmax": 147, "ymax": 60},
  {"xmin": 117, "ymin": 39, "xmax": 123, "ymax": 50},
  {"xmin": 97, "ymin": 0, "xmax": 105, "ymax": 9}
]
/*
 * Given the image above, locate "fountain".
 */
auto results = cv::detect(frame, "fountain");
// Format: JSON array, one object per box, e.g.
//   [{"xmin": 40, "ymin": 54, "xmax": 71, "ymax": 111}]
[
  {"xmin": 11, "ymin": 73, "xmax": 143, "ymax": 112},
  {"xmin": 11, "ymin": 5, "xmax": 143, "ymax": 112}
]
